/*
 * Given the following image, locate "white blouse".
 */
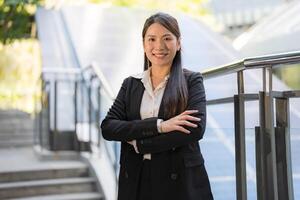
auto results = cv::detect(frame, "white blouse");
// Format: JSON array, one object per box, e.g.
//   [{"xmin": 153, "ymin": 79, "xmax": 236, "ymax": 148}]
[{"xmin": 131, "ymin": 68, "xmax": 169, "ymax": 160}]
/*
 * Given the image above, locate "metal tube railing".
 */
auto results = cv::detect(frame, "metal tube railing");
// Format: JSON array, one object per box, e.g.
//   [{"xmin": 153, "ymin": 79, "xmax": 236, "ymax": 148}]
[
  {"xmin": 202, "ymin": 50, "xmax": 300, "ymax": 79},
  {"xmin": 201, "ymin": 50, "xmax": 300, "ymax": 200},
  {"xmin": 38, "ymin": 63, "xmax": 119, "ymax": 177}
]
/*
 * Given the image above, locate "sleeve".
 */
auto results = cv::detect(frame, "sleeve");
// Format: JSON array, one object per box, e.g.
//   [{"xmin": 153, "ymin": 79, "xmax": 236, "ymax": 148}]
[
  {"xmin": 136, "ymin": 72, "xmax": 206, "ymax": 154},
  {"xmin": 100, "ymin": 77, "xmax": 160, "ymax": 142}
]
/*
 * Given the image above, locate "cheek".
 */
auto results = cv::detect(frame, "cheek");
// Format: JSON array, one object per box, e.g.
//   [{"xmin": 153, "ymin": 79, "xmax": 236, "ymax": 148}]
[
  {"xmin": 168, "ymin": 44, "xmax": 178, "ymax": 56},
  {"xmin": 167, "ymin": 42, "xmax": 179, "ymax": 52},
  {"xmin": 144, "ymin": 51, "xmax": 154, "ymax": 61}
]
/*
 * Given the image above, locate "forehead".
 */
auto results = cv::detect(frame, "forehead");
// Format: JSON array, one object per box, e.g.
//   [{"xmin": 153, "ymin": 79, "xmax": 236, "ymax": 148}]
[{"xmin": 145, "ymin": 22, "xmax": 174, "ymax": 37}]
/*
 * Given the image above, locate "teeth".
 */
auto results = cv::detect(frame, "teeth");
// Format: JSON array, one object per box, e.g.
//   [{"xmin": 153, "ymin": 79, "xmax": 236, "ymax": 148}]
[{"xmin": 153, "ymin": 53, "xmax": 167, "ymax": 58}]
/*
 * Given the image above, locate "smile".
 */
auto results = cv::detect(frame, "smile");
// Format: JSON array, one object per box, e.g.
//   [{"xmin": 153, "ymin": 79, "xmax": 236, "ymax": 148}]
[{"xmin": 152, "ymin": 53, "xmax": 168, "ymax": 58}]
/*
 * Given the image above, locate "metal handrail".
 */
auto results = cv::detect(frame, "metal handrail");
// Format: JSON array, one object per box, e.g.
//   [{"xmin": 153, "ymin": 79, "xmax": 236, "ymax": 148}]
[
  {"xmin": 42, "ymin": 67, "xmax": 82, "ymax": 74},
  {"xmin": 84, "ymin": 62, "xmax": 116, "ymax": 102},
  {"xmin": 200, "ymin": 50, "xmax": 300, "ymax": 200},
  {"xmin": 202, "ymin": 50, "xmax": 300, "ymax": 79},
  {"xmin": 41, "ymin": 64, "xmax": 115, "ymax": 102},
  {"xmin": 83, "ymin": 62, "xmax": 119, "ymax": 174}
]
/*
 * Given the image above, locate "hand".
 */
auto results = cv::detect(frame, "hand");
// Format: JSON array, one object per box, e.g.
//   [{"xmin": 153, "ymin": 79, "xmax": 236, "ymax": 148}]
[
  {"xmin": 127, "ymin": 140, "xmax": 139, "ymax": 153},
  {"xmin": 160, "ymin": 110, "xmax": 201, "ymax": 134},
  {"xmin": 127, "ymin": 140, "xmax": 135, "ymax": 146}
]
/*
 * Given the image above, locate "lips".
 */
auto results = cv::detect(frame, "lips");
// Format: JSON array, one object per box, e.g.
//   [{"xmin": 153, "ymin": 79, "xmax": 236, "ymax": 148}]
[{"xmin": 152, "ymin": 52, "xmax": 168, "ymax": 58}]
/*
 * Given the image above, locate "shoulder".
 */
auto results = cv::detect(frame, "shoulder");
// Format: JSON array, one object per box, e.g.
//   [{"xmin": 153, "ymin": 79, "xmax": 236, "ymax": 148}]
[
  {"xmin": 120, "ymin": 73, "xmax": 143, "ymax": 88},
  {"xmin": 183, "ymin": 68, "xmax": 203, "ymax": 85}
]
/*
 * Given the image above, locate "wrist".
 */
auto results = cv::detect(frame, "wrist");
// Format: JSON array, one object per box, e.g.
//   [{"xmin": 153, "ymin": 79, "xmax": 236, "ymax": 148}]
[
  {"xmin": 160, "ymin": 121, "xmax": 165, "ymax": 133},
  {"xmin": 157, "ymin": 119, "xmax": 164, "ymax": 133}
]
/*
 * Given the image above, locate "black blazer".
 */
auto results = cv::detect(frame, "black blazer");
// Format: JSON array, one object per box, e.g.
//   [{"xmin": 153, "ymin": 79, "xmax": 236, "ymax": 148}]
[{"xmin": 101, "ymin": 69, "xmax": 213, "ymax": 200}]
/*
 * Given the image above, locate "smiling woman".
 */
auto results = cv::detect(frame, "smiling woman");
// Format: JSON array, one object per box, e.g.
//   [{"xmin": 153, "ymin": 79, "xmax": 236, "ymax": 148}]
[
  {"xmin": 101, "ymin": 12, "xmax": 213, "ymax": 200},
  {"xmin": 143, "ymin": 23, "xmax": 181, "ymax": 69}
]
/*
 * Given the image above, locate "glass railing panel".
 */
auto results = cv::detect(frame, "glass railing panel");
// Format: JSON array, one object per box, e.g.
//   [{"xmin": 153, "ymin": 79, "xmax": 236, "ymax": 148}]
[
  {"xmin": 290, "ymin": 128, "xmax": 300, "ymax": 200},
  {"xmin": 100, "ymin": 87, "xmax": 120, "ymax": 172},
  {"xmin": 204, "ymin": 103, "xmax": 236, "ymax": 200},
  {"xmin": 55, "ymin": 81, "xmax": 76, "ymax": 131},
  {"xmin": 245, "ymin": 128, "xmax": 257, "ymax": 200}
]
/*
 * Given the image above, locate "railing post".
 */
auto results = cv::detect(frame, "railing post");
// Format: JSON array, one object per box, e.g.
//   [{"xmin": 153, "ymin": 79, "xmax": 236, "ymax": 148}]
[
  {"xmin": 258, "ymin": 66, "xmax": 279, "ymax": 200},
  {"xmin": 234, "ymin": 71, "xmax": 247, "ymax": 200},
  {"xmin": 255, "ymin": 126, "xmax": 264, "ymax": 200},
  {"xmin": 74, "ymin": 81, "xmax": 79, "ymax": 151},
  {"xmin": 97, "ymin": 85, "xmax": 101, "ymax": 147},
  {"xmin": 54, "ymin": 80, "xmax": 57, "ymax": 134},
  {"xmin": 51, "ymin": 80, "xmax": 58, "ymax": 150},
  {"xmin": 275, "ymin": 97, "xmax": 294, "ymax": 200},
  {"xmin": 46, "ymin": 83, "xmax": 51, "ymax": 149},
  {"xmin": 88, "ymin": 83, "xmax": 92, "ymax": 148},
  {"xmin": 38, "ymin": 80, "xmax": 43, "ymax": 148}
]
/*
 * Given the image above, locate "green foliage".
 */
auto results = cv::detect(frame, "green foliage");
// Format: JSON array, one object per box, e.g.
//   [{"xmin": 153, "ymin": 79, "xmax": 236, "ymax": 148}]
[
  {"xmin": 89, "ymin": 0, "xmax": 208, "ymax": 16},
  {"xmin": 0, "ymin": 0, "xmax": 42, "ymax": 44},
  {"xmin": 274, "ymin": 65, "xmax": 300, "ymax": 89},
  {"xmin": 0, "ymin": 39, "xmax": 41, "ymax": 113},
  {"xmin": 110, "ymin": 0, "xmax": 138, "ymax": 7}
]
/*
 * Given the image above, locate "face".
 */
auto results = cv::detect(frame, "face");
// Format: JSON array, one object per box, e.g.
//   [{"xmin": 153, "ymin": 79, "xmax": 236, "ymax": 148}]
[{"xmin": 143, "ymin": 23, "xmax": 181, "ymax": 69}]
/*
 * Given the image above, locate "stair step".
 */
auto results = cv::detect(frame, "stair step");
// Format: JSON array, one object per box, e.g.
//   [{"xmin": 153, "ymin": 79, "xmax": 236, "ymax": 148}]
[
  {"xmin": 0, "ymin": 110, "xmax": 31, "ymax": 119},
  {"xmin": 9, "ymin": 192, "xmax": 104, "ymax": 200},
  {"xmin": 0, "ymin": 130, "xmax": 34, "ymax": 135},
  {"xmin": 0, "ymin": 139, "xmax": 34, "ymax": 148},
  {"xmin": 0, "ymin": 125, "xmax": 34, "ymax": 134},
  {"xmin": 0, "ymin": 177, "xmax": 97, "ymax": 199},
  {"xmin": 0, "ymin": 118, "xmax": 33, "ymax": 125},
  {"xmin": 0, "ymin": 166, "xmax": 89, "ymax": 183},
  {"xmin": 0, "ymin": 133, "xmax": 33, "ymax": 141},
  {"xmin": 0, "ymin": 115, "xmax": 34, "ymax": 134}
]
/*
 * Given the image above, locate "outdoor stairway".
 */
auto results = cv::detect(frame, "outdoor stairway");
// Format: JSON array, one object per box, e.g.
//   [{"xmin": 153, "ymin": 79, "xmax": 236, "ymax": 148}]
[
  {"xmin": 0, "ymin": 162, "xmax": 104, "ymax": 200},
  {"xmin": 0, "ymin": 109, "xmax": 34, "ymax": 148},
  {"xmin": 0, "ymin": 109, "xmax": 104, "ymax": 199}
]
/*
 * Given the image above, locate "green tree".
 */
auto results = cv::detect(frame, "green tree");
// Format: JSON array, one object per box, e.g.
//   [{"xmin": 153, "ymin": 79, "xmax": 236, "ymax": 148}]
[{"xmin": 0, "ymin": 0, "xmax": 42, "ymax": 44}]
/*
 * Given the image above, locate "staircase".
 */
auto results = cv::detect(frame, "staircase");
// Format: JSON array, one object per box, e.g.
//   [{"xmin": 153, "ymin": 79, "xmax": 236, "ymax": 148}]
[
  {"xmin": 0, "ymin": 161, "xmax": 104, "ymax": 199},
  {"xmin": 0, "ymin": 109, "xmax": 34, "ymax": 148},
  {"xmin": 0, "ymin": 110, "xmax": 104, "ymax": 199}
]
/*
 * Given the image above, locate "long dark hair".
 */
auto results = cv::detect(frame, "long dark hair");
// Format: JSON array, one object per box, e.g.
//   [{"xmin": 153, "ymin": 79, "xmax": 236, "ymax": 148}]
[{"xmin": 142, "ymin": 12, "xmax": 188, "ymax": 119}]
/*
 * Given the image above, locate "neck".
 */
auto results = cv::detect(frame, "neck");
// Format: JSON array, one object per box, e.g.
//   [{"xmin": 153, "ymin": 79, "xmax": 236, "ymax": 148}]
[{"xmin": 150, "ymin": 65, "xmax": 171, "ymax": 78}]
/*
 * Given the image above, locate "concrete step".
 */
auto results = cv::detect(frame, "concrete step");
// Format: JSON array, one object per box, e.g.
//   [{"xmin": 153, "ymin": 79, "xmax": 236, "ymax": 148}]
[
  {"xmin": 9, "ymin": 192, "xmax": 104, "ymax": 200},
  {"xmin": 0, "ymin": 123, "xmax": 34, "ymax": 134},
  {"xmin": 0, "ymin": 129, "xmax": 34, "ymax": 135},
  {"xmin": 0, "ymin": 177, "xmax": 97, "ymax": 199},
  {"xmin": 0, "ymin": 166, "xmax": 89, "ymax": 183},
  {"xmin": 0, "ymin": 110, "xmax": 31, "ymax": 119},
  {"xmin": 0, "ymin": 139, "xmax": 34, "ymax": 148},
  {"xmin": 0, "ymin": 118, "xmax": 33, "ymax": 125},
  {"xmin": 0, "ymin": 133, "xmax": 33, "ymax": 140},
  {"xmin": 0, "ymin": 110, "xmax": 34, "ymax": 134}
]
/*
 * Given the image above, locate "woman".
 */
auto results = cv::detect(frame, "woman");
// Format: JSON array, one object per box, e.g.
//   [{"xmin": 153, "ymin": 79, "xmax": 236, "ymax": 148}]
[{"xmin": 101, "ymin": 12, "xmax": 213, "ymax": 200}]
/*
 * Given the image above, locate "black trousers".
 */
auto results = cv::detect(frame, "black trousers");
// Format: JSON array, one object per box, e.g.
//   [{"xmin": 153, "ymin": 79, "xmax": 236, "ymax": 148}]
[{"xmin": 137, "ymin": 159, "xmax": 152, "ymax": 200}]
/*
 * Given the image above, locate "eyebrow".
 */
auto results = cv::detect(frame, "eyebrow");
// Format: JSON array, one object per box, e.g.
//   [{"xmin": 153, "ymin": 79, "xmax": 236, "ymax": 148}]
[{"xmin": 146, "ymin": 33, "xmax": 173, "ymax": 38}]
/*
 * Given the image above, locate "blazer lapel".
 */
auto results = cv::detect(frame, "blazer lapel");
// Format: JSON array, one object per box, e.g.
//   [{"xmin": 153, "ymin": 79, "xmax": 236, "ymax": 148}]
[
  {"xmin": 130, "ymin": 79, "xmax": 144, "ymax": 120},
  {"xmin": 129, "ymin": 77, "xmax": 166, "ymax": 120}
]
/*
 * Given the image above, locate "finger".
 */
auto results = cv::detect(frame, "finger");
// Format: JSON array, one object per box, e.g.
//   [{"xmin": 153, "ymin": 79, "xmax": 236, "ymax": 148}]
[
  {"xmin": 180, "ymin": 110, "xmax": 199, "ymax": 115},
  {"xmin": 178, "ymin": 120, "xmax": 198, "ymax": 128},
  {"xmin": 181, "ymin": 115, "xmax": 201, "ymax": 121},
  {"xmin": 175, "ymin": 125, "xmax": 190, "ymax": 134}
]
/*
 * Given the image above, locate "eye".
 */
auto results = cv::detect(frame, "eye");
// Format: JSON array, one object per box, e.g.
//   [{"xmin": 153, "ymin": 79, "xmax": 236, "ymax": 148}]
[
  {"xmin": 148, "ymin": 38, "xmax": 155, "ymax": 42},
  {"xmin": 164, "ymin": 37, "xmax": 172, "ymax": 41}
]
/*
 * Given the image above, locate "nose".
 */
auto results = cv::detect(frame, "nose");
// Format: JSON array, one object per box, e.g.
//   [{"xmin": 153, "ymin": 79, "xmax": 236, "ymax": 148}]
[{"xmin": 155, "ymin": 39, "xmax": 166, "ymax": 50}]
